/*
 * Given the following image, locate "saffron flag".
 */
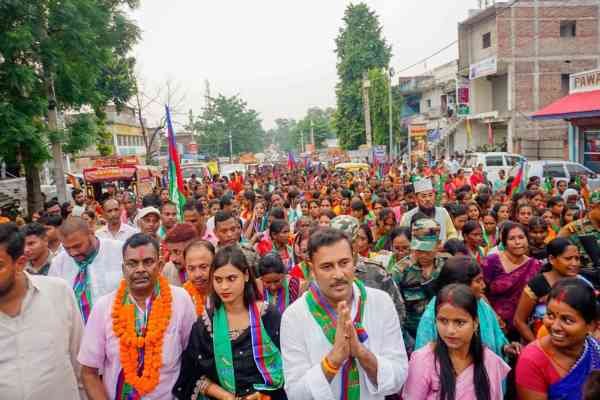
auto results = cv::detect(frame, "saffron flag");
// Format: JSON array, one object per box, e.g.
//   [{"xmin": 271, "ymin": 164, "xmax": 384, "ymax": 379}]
[
  {"xmin": 508, "ymin": 159, "xmax": 527, "ymax": 196},
  {"xmin": 165, "ymin": 106, "xmax": 186, "ymax": 221}
]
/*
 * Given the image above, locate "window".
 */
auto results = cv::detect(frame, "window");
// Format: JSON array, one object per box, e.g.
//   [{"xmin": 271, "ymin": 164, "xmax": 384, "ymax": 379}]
[
  {"xmin": 560, "ymin": 21, "xmax": 576, "ymax": 37},
  {"xmin": 426, "ymin": 99, "xmax": 432, "ymax": 109},
  {"xmin": 505, "ymin": 155, "xmax": 522, "ymax": 167},
  {"xmin": 464, "ymin": 155, "xmax": 479, "ymax": 168},
  {"xmin": 485, "ymin": 155, "xmax": 503, "ymax": 167},
  {"xmin": 543, "ymin": 163, "xmax": 567, "ymax": 178},
  {"xmin": 561, "ymin": 74, "xmax": 571, "ymax": 96},
  {"xmin": 566, "ymin": 163, "xmax": 593, "ymax": 177},
  {"xmin": 482, "ymin": 32, "xmax": 491, "ymax": 49}
]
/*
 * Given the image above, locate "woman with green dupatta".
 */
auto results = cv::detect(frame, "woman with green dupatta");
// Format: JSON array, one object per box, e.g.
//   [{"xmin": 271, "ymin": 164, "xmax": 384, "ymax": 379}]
[{"xmin": 173, "ymin": 246, "xmax": 286, "ymax": 400}]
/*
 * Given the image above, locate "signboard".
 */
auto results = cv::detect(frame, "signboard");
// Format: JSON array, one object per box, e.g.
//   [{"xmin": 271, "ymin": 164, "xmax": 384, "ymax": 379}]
[
  {"xmin": 570, "ymin": 69, "xmax": 600, "ymax": 94},
  {"xmin": 92, "ymin": 156, "xmax": 139, "ymax": 168},
  {"xmin": 409, "ymin": 123, "xmax": 428, "ymax": 138},
  {"xmin": 373, "ymin": 145, "xmax": 387, "ymax": 163},
  {"xmin": 186, "ymin": 142, "xmax": 198, "ymax": 154},
  {"xmin": 469, "ymin": 56, "xmax": 497, "ymax": 80},
  {"xmin": 83, "ymin": 166, "xmax": 136, "ymax": 183},
  {"xmin": 457, "ymin": 78, "xmax": 471, "ymax": 116}
]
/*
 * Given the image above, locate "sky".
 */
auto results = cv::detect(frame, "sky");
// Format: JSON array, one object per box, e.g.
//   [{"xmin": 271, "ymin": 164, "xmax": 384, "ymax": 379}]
[{"xmin": 131, "ymin": 0, "xmax": 478, "ymax": 129}]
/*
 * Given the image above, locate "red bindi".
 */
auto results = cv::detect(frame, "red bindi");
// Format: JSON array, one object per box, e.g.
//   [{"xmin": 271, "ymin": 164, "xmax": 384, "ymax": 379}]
[{"xmin": 556, "ymin": 289, "xmax": 567, "ymax": 303}]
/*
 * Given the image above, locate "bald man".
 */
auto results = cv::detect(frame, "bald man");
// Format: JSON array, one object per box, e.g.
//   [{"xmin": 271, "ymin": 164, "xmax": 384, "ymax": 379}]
[
  {"xmin": 96, "ymin": 199, "xmax": 138, "ymax": 242},
  {"xmin": 48, "ymin": 217, "xmax": 123, "ymax": 323}
]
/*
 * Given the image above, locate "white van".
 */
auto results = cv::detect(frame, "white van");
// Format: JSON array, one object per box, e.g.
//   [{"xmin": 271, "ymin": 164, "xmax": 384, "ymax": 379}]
[
  {"xmin": 527, "ymin": 160, "xmax": 600, "ymax": 190},
  {"xmin": 462, "ymin": 152, "xmax": 526, "ymax": 182}
]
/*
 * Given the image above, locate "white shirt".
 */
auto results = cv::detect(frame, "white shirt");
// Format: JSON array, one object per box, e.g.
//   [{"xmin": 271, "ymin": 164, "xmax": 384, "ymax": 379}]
[
  {"xmin": 48, "ymin": 237, "xmax": 124, "ymax": 318},
  {"xmin": 0, "ymin": 274, "xmax": 83, "ymax": 400},
  {"xmin": 96, "ymin": 223, "xmax": 139, "ymax": 242},
  {"xmin": 281, "ymin": 284, "xmax": 408, "ymax": 400},
  {"xmin": 399, "ymin": 206, "xmax": 458, "ymax": 242}
]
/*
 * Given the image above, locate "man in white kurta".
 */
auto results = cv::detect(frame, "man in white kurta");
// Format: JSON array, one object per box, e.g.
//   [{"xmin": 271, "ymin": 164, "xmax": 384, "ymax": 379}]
[
  {"xmin": 48, "ymin": 217, "xmax": 123, "ymax": 322},
  {"xmin": 281, "ymin": 228, "xmax": 408, "ymax": 400}
]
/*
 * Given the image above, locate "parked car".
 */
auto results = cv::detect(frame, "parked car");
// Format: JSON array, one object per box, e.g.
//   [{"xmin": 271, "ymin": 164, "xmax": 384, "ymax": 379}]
[
  {"xmin": 462, "ymin": 152, "xmax": 526, "ymax": 183},
  {"xmin": 526, "ymin": 160, "xmax": 600, "ymax": 190}
]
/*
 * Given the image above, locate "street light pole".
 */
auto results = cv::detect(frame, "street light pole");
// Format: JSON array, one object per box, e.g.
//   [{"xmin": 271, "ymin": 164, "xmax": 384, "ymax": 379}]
[
  {"xmin": 228, "ymin": 130, "xmax": 233, "ymax": 163},
  {"xmin": 388, "ymin": 68, "xmax": 394, "ymax": 160}
]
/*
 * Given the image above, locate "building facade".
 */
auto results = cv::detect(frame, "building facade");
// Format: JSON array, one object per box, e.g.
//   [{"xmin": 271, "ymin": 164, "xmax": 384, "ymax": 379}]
[
  {"xmin": 399, "ymin": 60, "xmax": 469, "ymax": 158},
  {"xmin": 458, "ymin": 0, "xmax": 600, "ymax": 160}
]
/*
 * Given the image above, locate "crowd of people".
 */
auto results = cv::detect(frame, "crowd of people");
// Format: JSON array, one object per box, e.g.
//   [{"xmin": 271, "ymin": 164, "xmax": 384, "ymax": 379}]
[{"xmin": 1, "ymin": 160, "xmax": 600, "ymax": 400}]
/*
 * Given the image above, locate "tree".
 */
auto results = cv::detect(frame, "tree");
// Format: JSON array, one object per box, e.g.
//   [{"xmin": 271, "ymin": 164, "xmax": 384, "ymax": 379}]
[
  {"xmin": 133, "ymin": 77, "xmax": 187, "ymax": 164},
  {"xmin": 367, "ymin": 68, "xmax": 402, "ymax": 149},
  {"xmin": 194, "ymin": 94, "xmax": 265, "ymax": 158},
  {"xmin": 333, "ymin": 3, "xmax": 392, "ymax": 149},
  {"xmin": 291, "ymin": 107, "xmax": 336, "ymax": 151},
  {"xmin": 0, "ymin": 0, "xmax": 140, "ymax": 213},
  {"xmin": 268, "ymin": 118, "xmax": 298, "ymax": 152}
]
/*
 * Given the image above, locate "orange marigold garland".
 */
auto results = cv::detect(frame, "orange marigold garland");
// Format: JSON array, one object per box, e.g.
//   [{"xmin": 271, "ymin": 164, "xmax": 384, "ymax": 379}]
[
  {"xmin": 183, "ymin": 280, "xmax": 206, "ymax": 316},
  {"xmin": 112, "ymin": 276, "xmax": 172, "ymax": 396}
]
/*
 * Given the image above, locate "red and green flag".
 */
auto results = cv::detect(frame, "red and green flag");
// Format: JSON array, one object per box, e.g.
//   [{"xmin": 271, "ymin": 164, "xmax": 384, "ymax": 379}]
[
  {"xmin": 165, "ymin": 106, "xmax": 186, "ymax": 220},
  {"xmin": 509, "ymin": 160, "xmax": 527, "ymax": 196}
]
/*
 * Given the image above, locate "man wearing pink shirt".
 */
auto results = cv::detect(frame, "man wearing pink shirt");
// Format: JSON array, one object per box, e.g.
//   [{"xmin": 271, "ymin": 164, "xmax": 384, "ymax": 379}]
[{"xmin": 78, "ymin": 233, "xmax": 196, "ymax": 400}]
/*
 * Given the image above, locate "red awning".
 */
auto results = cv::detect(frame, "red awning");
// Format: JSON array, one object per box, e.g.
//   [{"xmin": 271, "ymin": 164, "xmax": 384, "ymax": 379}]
[{"xmin": 531, "ymin": 89, "xmax": 600, "ymax": 120}]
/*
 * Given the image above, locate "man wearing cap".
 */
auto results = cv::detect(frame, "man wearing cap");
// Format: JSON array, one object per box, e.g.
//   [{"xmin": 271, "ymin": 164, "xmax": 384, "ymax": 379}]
[
  {"xmin": 135, "ymin": 206, "xmax": 161, "ymax": 239},
  {"xmin": 399, "ymin": 178, "xmax": 457, "ymax": 242},
  {"xmin": 559, "ymin": 190, "xmax": 600, "ymax": 286},
  {"xmin": 331, "ymin": 215, "xmax": 406, "ymax": 327},
  {"xmin": 162, "ymin": 223, "xmax": 198, "ymax": 286},
  {"xmin": 393, "ymin": 218, "xmax": 449, "ymax": 338}
]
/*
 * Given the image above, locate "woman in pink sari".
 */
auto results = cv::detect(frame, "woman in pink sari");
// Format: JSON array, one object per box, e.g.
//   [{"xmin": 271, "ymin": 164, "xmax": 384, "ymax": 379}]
[{"xmin": 482, "ymin": 222, "xmax": 542, "ymax": 338}]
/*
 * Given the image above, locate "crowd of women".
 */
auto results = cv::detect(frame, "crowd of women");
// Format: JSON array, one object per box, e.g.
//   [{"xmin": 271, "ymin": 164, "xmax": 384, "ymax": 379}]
[
  {"xmin": 9, "ymin": 160, "xmax": 600, "ymax": 400},
  {"xmin": 151, "ymin": 161, "xmax": 600, "ymax": 400}
]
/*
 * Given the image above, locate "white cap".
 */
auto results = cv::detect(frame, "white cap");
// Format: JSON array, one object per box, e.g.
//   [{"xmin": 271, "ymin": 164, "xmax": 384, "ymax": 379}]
[
  {"xmin": 413, "ymin": 178, "xmax": 434, "ymax": 193},
  {"xmin": 134, "ymin": 207, "xmax": 160, "ymax": 225}
]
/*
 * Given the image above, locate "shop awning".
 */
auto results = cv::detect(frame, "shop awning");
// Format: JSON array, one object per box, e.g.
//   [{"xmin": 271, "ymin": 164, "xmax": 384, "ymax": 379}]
[{"xmin": 531, "ymin": 90, "xmax": 600, "ymax": 120}]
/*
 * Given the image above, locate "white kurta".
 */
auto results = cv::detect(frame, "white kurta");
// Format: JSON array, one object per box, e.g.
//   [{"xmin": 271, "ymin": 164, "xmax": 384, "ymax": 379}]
[
  {"xmin": 48, "ymin": 237, "xmax": 124, "ymax": 314},
  {"xmin": 281, "ymin": 284, "xmax": 408, "ymax": 400}
]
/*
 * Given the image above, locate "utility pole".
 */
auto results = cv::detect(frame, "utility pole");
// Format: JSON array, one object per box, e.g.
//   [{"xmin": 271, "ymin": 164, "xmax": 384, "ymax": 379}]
[
  {"xmin": 300, "ymin": 130, "xmax": 305, "ymax": 153},
  {"xmin": 362, "ymin": 72, "xmax": 373, "ymax": 147},
  {"xmin": 228, "ymin": 130, "xmax": 233, "ymax": 163},
  {"xmin": 388, "ymin": 67, "xmax": 394, "ymax": 160},
  {"xmin": 45, "ymin": 63, "xmax": 67, "ymax": 205},
  {"xmin": 310, "ymin": 119, "xmax": 315, "ymax": 147},
  {"xmin": 40, "ymin": 5, "xmax": 67, "ymax": 204}
]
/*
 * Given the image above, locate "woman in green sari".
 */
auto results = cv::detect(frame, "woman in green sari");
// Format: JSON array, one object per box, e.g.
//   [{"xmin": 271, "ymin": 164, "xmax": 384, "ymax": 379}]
[{"xmin": 174, "ymin": 246, "xmax": 286, "ymax": 400}]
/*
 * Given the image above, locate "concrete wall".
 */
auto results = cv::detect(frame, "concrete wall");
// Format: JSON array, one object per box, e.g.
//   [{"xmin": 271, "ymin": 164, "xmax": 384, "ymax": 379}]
[
  {"xmin": 491, "ymin": 74, "xmax": 508, "ymax": 112},
  {"xmin": 470, "ymin": 78, "xmax": 494, "ymax": 114},
  {"xmin": 461, "ymin": 1, "xmax": 600, "ymax": 159}
]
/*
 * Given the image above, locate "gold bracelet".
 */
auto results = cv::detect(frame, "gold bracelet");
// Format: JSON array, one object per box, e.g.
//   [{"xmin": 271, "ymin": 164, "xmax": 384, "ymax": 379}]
[{"xmin": 322, "ymin": 356, "xmax": 340, "ymax": 375}]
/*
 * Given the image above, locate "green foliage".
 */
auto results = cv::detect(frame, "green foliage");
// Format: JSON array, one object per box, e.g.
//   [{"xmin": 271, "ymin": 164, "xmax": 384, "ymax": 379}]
[
  {"xmin": 292, "ymin": 107, "xmax": 336, "ymax": 151},
  {"xmin": 0, "ymin": 0, "xmax": 139, "ymax": 160},
  {"xmin": 334, "ymin": 3, "xmax": 392, "ymax": 150},
  {"xmin": 0, "ymin": 0, "xmax": 139, "ymax": 210},
  {"xmin": 367, "ymin": 68, "xmax": 403, "ymax": 148},
  {"xmin": 269, "ymin": 107, "xmax": 336, "ymax": 153},
  {"xmin": 268, "ymin": 118, "xmax": 298, "ymax": 152},
  {"xmin": 195, "ymin": 94, "xmax": 266, "ymax": 157}
]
